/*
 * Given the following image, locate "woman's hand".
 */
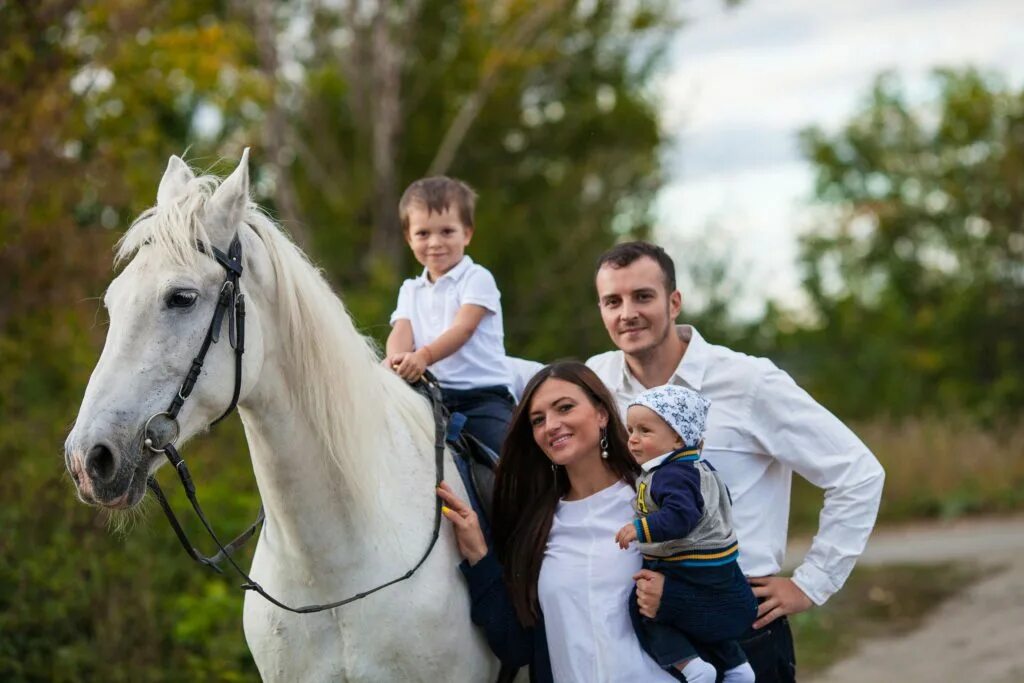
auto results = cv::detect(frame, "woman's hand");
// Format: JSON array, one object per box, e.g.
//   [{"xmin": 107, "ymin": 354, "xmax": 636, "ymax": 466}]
[
  {"xmin": 615, "ymin": 523, "xmax": 637, "ymax": 549},
  {"xmin": 437, "ymin": 481, "xmax": 489, "ymax": 566},
  {"xmin": 633, "ymin": 569, "xmax": 665, "ymax": 619}
]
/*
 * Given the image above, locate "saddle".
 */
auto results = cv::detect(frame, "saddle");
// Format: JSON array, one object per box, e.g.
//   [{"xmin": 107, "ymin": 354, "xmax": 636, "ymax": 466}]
[
  {"xmin": 446, "ymin": 412, "xmax": 499, "ymax": 536},
  {"xmin": 409, "ymin": 376, "xmax": 498, "ymax": 534}
]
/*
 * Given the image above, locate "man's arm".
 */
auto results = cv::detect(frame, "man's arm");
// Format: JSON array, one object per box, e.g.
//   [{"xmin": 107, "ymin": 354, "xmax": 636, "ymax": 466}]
[{"xmin": 748, "ymin": 364, "xmax": 885, "ymax": 624}]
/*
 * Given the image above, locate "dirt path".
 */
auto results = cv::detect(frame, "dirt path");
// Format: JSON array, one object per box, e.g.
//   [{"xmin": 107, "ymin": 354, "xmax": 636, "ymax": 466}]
[{"xmin": 786, "ymin": 515, "xmax": 1024, "ymax": 683}]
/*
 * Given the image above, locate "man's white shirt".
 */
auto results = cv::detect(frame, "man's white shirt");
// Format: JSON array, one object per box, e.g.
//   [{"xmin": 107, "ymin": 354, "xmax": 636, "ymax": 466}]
[{"xmin": 587, "ymin": 325, "xmax": 885, "ymax": 605}]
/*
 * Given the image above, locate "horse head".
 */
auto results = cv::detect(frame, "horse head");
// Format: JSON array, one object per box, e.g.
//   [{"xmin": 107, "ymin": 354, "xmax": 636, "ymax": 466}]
[{"xmin": 64, "ymin": 151, "xmax": 268, "ymax": 509}]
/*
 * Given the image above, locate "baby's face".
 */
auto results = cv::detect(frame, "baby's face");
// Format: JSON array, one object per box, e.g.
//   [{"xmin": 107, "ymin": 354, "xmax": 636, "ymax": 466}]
[{"xmin": 626, "ymin": 405, "xmax": 682, "ymax": 464}]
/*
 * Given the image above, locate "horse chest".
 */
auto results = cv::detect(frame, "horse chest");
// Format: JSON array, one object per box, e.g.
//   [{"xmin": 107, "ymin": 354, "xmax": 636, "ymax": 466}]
[{"xmin": 241, "ymin": 546, "xmax": 497, "ymax": 682}]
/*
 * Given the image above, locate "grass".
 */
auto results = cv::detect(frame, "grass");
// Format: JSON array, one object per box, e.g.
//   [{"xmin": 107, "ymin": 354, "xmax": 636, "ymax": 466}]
[
  {"xmin": 790, "ymin": 416, "xmax": 1024, "ymax": 534},
  {"xmin": 790, "ymin": 561, "xmax": 990, "ymax": 675}
]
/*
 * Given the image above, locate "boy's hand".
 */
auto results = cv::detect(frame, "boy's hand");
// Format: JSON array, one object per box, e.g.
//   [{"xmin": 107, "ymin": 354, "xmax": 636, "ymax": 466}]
[
  {"xmin": 615, "ymin": 523, "xmax": 638, "ymax": 549},
  {"xmin": 395, "ymin": 348, "xmax": 430, "ymax": 382}
]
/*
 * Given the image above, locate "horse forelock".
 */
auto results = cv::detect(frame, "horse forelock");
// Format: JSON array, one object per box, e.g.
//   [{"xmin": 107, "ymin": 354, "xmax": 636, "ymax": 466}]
[
  {"xmin": 115, "ymin": 168, "xmax": 435, "ymax": 511},
  {"xmin": 115, "ymin": 175, "xmax": 221, "ymax": 269}
]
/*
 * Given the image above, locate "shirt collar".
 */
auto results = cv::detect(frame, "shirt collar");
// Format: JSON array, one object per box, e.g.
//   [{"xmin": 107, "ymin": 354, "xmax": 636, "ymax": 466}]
[
  {"xmin": 413, "ymin": 255, "xmax": 474, "ymax": 287},
  {"xmin": 673, "ymin": 325, "xmax": 710, "ymax": 391},
  {"xmin": 640, "ymin": 451, "xmax": 673, "ymax": 472},
  {"xmin": 617, "ymin": 324, "xmax": 711, "ymax": 393}
]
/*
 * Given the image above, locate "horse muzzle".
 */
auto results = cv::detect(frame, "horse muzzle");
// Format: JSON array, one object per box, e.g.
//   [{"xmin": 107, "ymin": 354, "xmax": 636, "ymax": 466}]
[{"xmin": 65, "ymin": 439, "xmax": 150, "ymax": 509}]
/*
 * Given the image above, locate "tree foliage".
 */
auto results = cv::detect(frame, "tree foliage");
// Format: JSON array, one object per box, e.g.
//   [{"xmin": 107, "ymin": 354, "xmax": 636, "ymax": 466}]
[{"xmin": 777, "ymin": 69, "xmax": 1024, "ymax": 420}]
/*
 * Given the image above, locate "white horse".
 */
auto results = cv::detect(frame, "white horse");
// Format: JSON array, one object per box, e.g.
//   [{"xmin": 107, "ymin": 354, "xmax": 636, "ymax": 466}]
[{"xmin": 63, "ymin": 151, "xmax": 501, "ymax": 681}]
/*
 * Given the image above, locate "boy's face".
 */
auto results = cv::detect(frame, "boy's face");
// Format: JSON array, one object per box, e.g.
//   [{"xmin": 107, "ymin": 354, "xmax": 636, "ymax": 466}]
[
  {"xmin": 405, "ymin": 204, "xmax": 473, "ymax": 281},
  {"xmin": 626, "ymin": 404, "xmax": 682, "ymax": 464}
]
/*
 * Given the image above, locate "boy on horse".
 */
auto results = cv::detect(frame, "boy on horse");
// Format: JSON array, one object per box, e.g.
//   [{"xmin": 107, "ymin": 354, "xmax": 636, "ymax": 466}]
[{"xmin": 384, "ymin": 176, "xmax": 514, "ymax": 454}]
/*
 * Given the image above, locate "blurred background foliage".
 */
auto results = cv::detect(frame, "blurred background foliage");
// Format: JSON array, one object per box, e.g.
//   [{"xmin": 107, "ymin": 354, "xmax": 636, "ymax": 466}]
[{"xmin": 1, "ymin": 0, "xmax": 1021, "ymax": 680}]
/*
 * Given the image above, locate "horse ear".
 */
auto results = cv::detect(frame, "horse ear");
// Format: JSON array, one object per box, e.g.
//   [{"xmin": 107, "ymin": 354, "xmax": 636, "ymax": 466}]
[
  {"xmin": 206, "ymin": 148, "xmax": 250, "ymax": 239},
  {"xmin": 157, "ymin": 155, "xmax": 195, "ymax": 206}
]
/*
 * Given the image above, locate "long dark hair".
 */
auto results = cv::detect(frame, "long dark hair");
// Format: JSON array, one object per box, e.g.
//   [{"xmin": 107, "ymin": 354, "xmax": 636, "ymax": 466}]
[{"xmin": 491, "ymin": 361, "xmax": 639, "ymax": 626}]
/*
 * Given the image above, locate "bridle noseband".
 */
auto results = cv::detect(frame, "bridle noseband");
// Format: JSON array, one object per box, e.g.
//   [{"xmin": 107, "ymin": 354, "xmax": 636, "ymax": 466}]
[{"xmin": 141, "ymin": 233, "xmax": 446, "ymax": 614}]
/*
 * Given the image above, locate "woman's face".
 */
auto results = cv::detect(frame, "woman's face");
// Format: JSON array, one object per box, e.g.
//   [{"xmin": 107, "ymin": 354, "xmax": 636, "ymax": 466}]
[{"xmin": 528, "ymin": 378, "xmax": 609, "ymax": 468}]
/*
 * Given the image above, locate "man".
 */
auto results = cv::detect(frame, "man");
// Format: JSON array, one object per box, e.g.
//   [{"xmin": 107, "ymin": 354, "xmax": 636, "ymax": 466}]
[{"xmin": 586, "ymin": 241, "xmax": 885, "ymax": 682}]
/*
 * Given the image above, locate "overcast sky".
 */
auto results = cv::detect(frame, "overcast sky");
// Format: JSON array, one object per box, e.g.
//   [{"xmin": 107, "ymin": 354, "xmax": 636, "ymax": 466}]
[{"xmin": 654, "ymin": 0, "xmax": 1024, "ymax": 318}]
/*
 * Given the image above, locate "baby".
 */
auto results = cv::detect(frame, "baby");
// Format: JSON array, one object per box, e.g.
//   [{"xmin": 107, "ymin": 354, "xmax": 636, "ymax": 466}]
[{"xmin": 616, "ymin": 384, "xmax": 756, "ymax": 683}]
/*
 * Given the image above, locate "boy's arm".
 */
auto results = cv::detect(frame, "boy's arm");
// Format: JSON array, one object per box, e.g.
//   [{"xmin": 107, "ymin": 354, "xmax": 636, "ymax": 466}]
[
  {"xmin": 634, "ymin": 466, "xmax": 704, "ymax": 544},
  {"xmin": 394, "ymin": 304, "xmax": 489, "ymax": 381},
  {"xmin": 420, "ymin": 303, "xmax": 488, "ymax": 363},
  {"xmin": 386, "ymin": 319, "xmax": 415, "ymax": 358}
]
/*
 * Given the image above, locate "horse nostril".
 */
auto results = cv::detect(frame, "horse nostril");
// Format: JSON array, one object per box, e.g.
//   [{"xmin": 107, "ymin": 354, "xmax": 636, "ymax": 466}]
[{"xmin": 85, "ymin": 444, "xmax": 117, "ymax": 482}]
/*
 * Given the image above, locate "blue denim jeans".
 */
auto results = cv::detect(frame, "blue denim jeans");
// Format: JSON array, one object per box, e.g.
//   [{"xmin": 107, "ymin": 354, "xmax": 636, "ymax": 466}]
[{"xmin": 441, "ymin": 385, "xmax": 514, "ymax": 456}]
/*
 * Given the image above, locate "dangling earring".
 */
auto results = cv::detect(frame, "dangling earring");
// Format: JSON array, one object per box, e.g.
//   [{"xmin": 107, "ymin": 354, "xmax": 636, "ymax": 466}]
[{"xmin": 599, "ymin": 428, "xmax": 609, "ymax": 459}]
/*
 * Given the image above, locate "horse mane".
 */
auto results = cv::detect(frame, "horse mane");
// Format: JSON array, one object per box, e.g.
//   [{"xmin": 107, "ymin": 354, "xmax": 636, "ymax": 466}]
[{"xmin": 115, "ymin": 172, "xmax": 434, "ymax": 508}]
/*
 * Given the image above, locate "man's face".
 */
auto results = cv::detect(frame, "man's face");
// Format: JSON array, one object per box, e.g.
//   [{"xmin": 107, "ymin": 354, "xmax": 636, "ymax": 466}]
[{"xmin": 595, "ymin": 256, "xmax": 682, "ymax": 357}]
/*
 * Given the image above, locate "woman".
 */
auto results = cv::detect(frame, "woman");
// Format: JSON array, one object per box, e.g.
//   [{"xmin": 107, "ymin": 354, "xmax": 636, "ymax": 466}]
[{"xmin": 437, "ymin": 361, "xmax": 686, "ymax": 682}]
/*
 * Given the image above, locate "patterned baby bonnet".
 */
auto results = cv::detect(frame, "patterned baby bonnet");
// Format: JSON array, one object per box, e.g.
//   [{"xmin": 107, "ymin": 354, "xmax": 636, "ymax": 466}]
[{"xmin": 629, "ymin": 385, "xmax": 711, "ymax": 448}]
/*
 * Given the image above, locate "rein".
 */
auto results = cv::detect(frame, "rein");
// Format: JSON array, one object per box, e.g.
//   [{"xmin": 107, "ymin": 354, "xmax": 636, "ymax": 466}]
[{"xmin": 142, "ymin": 233, "xmax": 447, "ymax": 614}]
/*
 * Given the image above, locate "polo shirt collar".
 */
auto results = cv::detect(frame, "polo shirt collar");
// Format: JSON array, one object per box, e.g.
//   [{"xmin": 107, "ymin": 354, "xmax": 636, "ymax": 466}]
[
  {"xmin": 413, "ymin": 255, "xmax": 474, "ymax": 287},
  {"xmin": 618, "ymin": 324, "xmax": 710, "ymax": 393}
]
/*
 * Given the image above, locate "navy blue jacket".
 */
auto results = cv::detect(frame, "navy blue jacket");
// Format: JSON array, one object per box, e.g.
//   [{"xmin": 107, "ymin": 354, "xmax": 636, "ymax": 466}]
[{"xmin": 459, "ymin": 553, "xmax": 553, "ymax": 682}]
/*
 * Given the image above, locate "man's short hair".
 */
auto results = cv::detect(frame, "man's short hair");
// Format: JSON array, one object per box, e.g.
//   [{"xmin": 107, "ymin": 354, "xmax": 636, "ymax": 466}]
[
  {"xmin": 399, "ymin": 176, "xmax": 477, "ymax": 234},
  {"xmin": 595, "ymin": 241, "xmax": 677, "ymax": 292}
]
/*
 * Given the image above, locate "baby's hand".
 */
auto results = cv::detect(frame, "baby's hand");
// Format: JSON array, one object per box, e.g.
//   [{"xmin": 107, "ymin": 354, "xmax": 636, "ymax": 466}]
[{"xmin": 615, "ymin": 523, "xmax": 638, "ymax": 549}]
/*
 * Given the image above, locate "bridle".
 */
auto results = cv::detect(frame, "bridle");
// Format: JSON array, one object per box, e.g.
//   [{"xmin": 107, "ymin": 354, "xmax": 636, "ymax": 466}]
[{"xmin": 141, "ymin": 233, "xmax": 447, "ymax": 614}]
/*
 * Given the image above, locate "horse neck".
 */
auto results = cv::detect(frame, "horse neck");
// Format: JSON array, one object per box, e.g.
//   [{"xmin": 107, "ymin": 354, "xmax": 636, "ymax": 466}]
[{"xmin": 237, "ymin": 347, "xmax": 437, "ymax": 581}]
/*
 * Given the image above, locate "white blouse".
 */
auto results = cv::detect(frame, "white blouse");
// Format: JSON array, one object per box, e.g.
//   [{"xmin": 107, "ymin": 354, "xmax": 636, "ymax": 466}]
[{"xmin": 537, "ymin": 480, "xmax": 677, "ymax": 682}]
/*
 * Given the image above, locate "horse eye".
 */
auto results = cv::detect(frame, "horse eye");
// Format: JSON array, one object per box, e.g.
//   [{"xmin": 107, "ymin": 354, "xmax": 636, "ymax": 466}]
[{"xmin": 166, "ymin": 289, "xmax": 199, "ymax": 309}]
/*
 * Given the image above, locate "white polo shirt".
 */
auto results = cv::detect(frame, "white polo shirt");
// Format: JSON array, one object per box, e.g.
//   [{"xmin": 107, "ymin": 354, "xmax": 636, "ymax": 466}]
[
  {"xmin": 587, "ymin": 325, "xmax": 885, "ymax": 605},
  {"xmin": 391, "ymin": 256, "xmax": 511, "ymax": 391}
]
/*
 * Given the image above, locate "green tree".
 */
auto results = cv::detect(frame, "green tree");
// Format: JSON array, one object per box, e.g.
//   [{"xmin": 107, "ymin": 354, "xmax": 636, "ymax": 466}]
[
  {"xmin": 262, "ymin": 0, "xmax": 683, "ymax": 360},
  {"xmin": 786, "ymin": 69, "xmax": 1024, "ymax": 420}
]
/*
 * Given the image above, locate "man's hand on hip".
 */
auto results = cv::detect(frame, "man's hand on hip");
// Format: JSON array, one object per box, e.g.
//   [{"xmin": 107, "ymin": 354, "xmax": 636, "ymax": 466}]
[{"xmin": 748, "ymin": 576, "xmax": 813, "ymax": 629}]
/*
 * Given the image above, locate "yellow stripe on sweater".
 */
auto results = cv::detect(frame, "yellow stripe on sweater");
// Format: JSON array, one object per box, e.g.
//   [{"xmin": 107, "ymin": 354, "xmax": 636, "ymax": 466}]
[{"xmin": 648, "ymin": 543, "xmax": 739, "ymax": 563}]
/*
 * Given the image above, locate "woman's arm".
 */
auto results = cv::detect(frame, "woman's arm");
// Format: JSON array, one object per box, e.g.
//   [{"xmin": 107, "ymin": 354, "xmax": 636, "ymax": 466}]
[
  {"xmin": 438, "ymin": 482, "xmax": 534, "ymax": 667},
  {"xmin": 459, "ymin": 553, "xmax": 535, "ymax": 667}
]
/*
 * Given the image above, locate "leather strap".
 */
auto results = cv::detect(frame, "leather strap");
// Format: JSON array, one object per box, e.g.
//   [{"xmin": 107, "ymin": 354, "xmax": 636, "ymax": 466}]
[{"xmin": 151, "ymin": 376, "xmax": 448, "ymax": 613}]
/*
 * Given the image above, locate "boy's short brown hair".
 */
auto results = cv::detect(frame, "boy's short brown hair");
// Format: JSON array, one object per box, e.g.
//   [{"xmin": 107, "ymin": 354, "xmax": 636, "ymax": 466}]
[{"xmin": 399, "ymin": 176, "xmax": 478, "ymax": 234}]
